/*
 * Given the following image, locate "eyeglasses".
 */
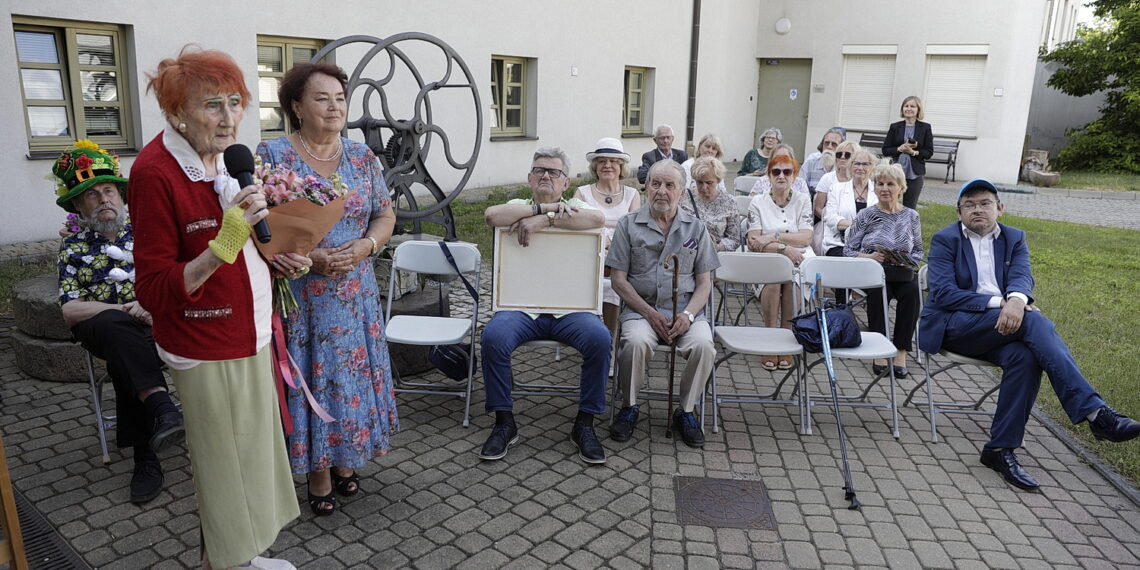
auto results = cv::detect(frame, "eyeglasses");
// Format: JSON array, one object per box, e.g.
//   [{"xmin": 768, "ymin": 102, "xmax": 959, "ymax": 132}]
[
  {"xmin": 958, "ymin": 200, "xmax": 997, "ymax": 211},
  {"xmin": 694, "ymin": 179, "xmax": 719, "ymax": 187},
  {"xmin": 529, "ymin": 167, "xmax": 567, "ymax": 179},
  {"xmin": 851, "ymin": 161, "xmax": 871, "ymax": 167},
  {"xmin": 769, "ymin": 168, "xmax": 794, "ymax": 177},
  {"xmin": 822, "ymin": 140, "xmax": 839, "ymax": 148},
  {"xmin": 836, "ymin": 152, "xmax": 852, "ymax": 159}
]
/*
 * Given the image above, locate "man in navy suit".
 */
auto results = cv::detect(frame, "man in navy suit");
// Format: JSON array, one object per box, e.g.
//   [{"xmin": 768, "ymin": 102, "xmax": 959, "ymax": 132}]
[
  {"xmin": 637, "ymin": 124, "xmax": 688, "ymax": 184},
  {"xmin": 920, "ymin": 178, "xmax": 1138, "ymax": 491}
]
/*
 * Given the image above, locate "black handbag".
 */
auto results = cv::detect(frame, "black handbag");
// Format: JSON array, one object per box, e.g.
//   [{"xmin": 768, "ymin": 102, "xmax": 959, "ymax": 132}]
[
  {"xmin": 428, "ymin": 242, "xmax": 479, "ymax": 381},
  {"xmin": 790, "ymin": 303, "xmax": 862, "ymax": 353}
]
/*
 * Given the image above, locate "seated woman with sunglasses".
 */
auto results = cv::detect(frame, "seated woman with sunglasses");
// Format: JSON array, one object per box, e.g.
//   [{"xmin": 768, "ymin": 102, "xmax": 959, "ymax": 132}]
[
  {"xmin": 822, "ymin": 148, "xmax": 878, "ymax": 303},
  {"xmin": 746, "ymin": 155, "xmax": 814, "ymax": 371},
  {"xmin": 748, "ymin": 144, "xmax": 809, "ymax": 196}
]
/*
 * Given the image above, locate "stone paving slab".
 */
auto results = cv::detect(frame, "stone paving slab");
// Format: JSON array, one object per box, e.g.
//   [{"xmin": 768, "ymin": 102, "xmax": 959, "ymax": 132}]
[{"xmin": 3, "ymin": 269, "xmax": 1140, "ymax": 569}]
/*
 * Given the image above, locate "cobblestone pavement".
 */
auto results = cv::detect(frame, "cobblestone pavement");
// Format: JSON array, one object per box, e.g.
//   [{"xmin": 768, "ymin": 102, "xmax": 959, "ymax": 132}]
[{"xmin": 2, "ymin": 181, "xmax": 1139, "ymax": 569}]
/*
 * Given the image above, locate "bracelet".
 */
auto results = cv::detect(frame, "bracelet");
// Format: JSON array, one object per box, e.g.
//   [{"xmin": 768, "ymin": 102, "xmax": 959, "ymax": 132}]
[
  {"xmin": 533, "ymin": 203, "xmax": 541, "ymax": 216},
  {"xmin": 365, "ymin": 236, "xmax": 379, "ymax": 256}
]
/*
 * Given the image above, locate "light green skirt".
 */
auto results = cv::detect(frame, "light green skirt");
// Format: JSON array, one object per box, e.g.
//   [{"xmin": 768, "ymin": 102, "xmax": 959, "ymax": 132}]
[{"xmin": 170, "ymin": 346, "xmax": 299, "ymax": 568}]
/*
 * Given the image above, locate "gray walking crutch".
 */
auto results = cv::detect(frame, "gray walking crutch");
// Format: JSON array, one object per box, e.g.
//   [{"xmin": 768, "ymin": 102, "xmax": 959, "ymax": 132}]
[{"xmin": 811, "ymin": 274, "xmax": 862, "ymax": 510}]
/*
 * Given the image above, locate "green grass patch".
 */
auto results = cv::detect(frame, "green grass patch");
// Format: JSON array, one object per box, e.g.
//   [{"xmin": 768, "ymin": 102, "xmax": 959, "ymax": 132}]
[
  {"xmin": 920, "ymin": 203, "xmax": 1140, "ymax": 484},
  {"xmin": 1057, "ymin": 170, "xmax": 1140, "ymax": 192}
]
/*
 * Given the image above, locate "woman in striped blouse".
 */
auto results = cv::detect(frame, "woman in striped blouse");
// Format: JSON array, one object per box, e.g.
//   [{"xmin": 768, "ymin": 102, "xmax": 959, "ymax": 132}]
[{"xmin": 844, "ymin": 161, "xmax": 922, "ymax": 378}]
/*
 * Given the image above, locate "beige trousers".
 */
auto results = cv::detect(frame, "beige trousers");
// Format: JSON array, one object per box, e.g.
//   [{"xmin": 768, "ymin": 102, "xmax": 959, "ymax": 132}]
[{"xmin": 617, "ymin": 319, "xmax": 715, "ymax": 412}]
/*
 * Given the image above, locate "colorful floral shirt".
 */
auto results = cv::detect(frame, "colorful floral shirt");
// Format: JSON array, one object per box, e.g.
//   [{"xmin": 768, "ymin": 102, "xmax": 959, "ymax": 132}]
[{"xmin": 57, "ymin": 222, "xmax": 136, "ymax": 305}]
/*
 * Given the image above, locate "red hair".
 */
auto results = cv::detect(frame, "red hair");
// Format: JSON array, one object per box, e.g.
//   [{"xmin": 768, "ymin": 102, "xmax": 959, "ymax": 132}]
[
  {"xmin": 146, "ymin": 45, "xmax": 250, "ymax": 117},
  {"xmin": 768, "ymin": 155, "xmax": 800, "ymax": 178}
]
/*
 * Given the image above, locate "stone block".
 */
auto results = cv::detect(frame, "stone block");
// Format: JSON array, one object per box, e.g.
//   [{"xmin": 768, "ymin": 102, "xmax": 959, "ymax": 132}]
[
  {"xmin": 12, "ymin": 273, "xmax": 72, "ymax": 340},
  {"xmin": 11, "ymin": 329, "xmax": 99, "ymax": 383}
]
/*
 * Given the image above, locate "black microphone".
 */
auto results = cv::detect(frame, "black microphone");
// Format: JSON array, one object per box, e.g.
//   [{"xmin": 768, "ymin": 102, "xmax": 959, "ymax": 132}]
[{"xmin": 223, "ymin": 144, "xmax": 271, "ymax": 244}]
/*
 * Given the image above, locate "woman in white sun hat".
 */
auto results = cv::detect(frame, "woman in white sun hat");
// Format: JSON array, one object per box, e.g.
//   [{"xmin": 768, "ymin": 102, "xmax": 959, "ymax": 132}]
[{"xmin": 574, "ymin": 137, "xmax": 641, "ymax": 333}]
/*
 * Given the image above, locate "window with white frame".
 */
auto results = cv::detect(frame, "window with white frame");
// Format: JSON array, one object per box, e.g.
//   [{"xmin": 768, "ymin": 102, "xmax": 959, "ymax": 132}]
[
  {"xmin": 838, "ymin": 52, "xmax": 896, "ymax": 132},
  {"xmin": 14, "ymin": 18, "xmax": 134, "ymax": 154},
  {"xmin": 923, "ymin": 54, "xmax": 987, "ymax": 137},
  {"xmin": 623, "ymin": 66, "xmax": 650, "ymax": 135},
  {"xmin": 257, "ymin": 36, "xmax": 328, "ymax": 140},
  {"xmin": 490, "ymin": 56, "xmax": 528, "ymax": 137}
]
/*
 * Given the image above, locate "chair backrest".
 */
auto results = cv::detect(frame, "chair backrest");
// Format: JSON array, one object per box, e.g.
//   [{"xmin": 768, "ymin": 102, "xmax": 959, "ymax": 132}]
[
  {"xmin": 799, "ymin": 256, "xmax": 884, "ymax": 290},
  {"xmin": 715, "ymin": 252, "xmax": 794, "ymax": 286},
  {"xmin": 734, "ymin": 195, "xmax": 753, "ymax": 217},
  {"xmin": 391, "ymin": 240, "xmax": 481, "ymax": 275}
]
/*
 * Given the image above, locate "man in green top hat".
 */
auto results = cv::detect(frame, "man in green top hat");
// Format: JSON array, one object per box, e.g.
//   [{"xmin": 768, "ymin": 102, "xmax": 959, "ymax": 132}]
[{"xmin": 54, "ymin": 140, "xmax": 184, "ymax": 504}]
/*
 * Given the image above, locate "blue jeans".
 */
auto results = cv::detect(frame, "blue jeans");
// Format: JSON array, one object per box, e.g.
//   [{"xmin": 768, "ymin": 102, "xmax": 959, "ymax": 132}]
[
  {"xmin": 942, "ymin": 308, "xmax": 1104, "ymax": 448},
  {"xmin": 481, "ymin": 311, "xmax": 611, "ymax": 415}
]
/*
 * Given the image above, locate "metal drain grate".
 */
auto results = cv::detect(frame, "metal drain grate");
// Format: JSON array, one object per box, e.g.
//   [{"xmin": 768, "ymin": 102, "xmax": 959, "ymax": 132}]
[
  {"xmin": 674, "ymin": 476, "xmax": 777, "ymax": 530},
  {"xmin": 13, "ymin": 487, "xmax": 91, "ymax": 570}
]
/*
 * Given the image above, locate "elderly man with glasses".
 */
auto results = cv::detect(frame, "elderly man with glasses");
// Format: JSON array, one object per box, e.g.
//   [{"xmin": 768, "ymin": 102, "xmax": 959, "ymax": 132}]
[
  {"xmin": 921, "ymin": 178, "xmax": 1139, "ymax": 492},
  {"xmin": 637, "ymin": 124, "xmax": 689, "ymax": 184},
  {"xmin": 479, "ymin": 147, "xmax": 612, "ymax": 464}
]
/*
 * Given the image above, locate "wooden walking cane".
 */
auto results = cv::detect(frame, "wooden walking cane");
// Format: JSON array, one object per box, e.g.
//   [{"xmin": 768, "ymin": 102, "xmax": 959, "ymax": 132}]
[{"xmin": 663, "ymin": 253, "xmax": 681, "ymax": 437}]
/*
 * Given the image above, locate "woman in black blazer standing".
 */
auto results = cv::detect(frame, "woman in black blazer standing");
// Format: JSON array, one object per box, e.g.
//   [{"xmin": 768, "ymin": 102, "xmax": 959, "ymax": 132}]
[{"xmin": 882, "ymin": 96, "xmax": 934, "ymax": 209}]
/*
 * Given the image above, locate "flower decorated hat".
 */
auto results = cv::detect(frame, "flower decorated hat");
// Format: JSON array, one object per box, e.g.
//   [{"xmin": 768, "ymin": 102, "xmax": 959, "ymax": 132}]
[{"xmin": 52, "ymin": 139, "xmax": 128, "ymax": 213}]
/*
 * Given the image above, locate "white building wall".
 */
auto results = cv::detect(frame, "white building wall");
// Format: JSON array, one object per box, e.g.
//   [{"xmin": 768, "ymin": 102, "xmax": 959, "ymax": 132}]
[
  {"xmin": 745, "ymin": 1, "xmax": 1045, "ymax": 185},
  {"xmin": 3, "ymin": 0, "xmax": 1047, "ymax": 245}
]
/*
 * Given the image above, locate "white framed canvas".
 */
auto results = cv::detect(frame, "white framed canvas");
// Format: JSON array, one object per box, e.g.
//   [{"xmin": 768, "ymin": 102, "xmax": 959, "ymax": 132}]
[{"xmin": 492, "ymin": 227, "xmax": 605, "ymax": 315}]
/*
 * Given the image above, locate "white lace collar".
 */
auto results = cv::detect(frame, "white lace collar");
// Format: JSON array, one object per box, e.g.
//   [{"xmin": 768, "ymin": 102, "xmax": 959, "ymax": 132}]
[{"xmin": 162, "ymin": 123, "xmax": 227, "ymax": 182}]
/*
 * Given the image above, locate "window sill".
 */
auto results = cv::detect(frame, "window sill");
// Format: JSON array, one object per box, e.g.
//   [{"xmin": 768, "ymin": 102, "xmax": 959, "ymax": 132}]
[
  {"xmin": 490, "ymin": 135, "xmax": 539, "ymax": 142},
  {"xmin": 621, "ymin": 133, "xmax": 653, "ymax": 139},
  {"xmin": 27, "ymin": 148, "xmax": 140, "ymax": 160}
]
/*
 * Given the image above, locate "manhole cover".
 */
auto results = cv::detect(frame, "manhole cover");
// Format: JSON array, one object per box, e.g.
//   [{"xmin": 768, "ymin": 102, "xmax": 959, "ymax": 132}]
[{"xmin": 674, "ymin": 476, "xmax": 776, "ymax": 530}]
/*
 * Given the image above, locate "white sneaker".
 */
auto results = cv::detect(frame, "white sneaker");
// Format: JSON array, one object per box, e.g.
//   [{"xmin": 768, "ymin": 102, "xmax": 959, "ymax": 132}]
[{"xmin": 247, "ymin": 556, "xmax": 296, "ymax": 570}]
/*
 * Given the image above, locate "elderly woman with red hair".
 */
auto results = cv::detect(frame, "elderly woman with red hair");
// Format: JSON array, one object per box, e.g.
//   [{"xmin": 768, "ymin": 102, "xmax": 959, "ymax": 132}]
[
  {"xmin": 746, "ymin": 155, "xmax": 814, "ymax": 370},
  {"xmin": 129, "ymin": 46, "xmax": 300, "ymax": 570}
]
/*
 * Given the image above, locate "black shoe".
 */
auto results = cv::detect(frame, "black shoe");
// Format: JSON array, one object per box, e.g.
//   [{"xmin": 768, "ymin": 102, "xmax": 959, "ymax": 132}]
[
  {"xmin": 129, "ymin": 458, "xmax": 164, "ymax": 504},
  {"xmin": 1088, "ymin": 406, "xmax": 1140, "ymax": 443},
  {"xmin": 610, "ymin": 405, "xmax": 639, "ymax": 442},
  {"xmin": 672, "ymin": 408, "xmax": 705, "ymax": 448},
  {"xmin": 892, "ymin": 365, "xmax": 909, "ymax": 379},
  {"xmin": 479, "ymin": 422, "xmax": 519, "ymax": 460},
  {"xmin": 570, "ymin": 423, "xmax": 606, "ymax": 464},
  {"xmin": 149, "ymin": 410, "xmax": 185, "ymax": 454},
  {"xmin": 979, "ymin": 447, "xmax": 1039, "ymax": 492},
  {"xmin": 872, "ymin": 363, "xmax": 887, "ymax": 377}
]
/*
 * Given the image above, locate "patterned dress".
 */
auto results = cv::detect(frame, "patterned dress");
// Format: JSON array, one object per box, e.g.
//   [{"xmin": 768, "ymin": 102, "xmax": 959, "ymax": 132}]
[{"xmin": 256, "ymin": 137, "xmax": 399, "ymax": 473}]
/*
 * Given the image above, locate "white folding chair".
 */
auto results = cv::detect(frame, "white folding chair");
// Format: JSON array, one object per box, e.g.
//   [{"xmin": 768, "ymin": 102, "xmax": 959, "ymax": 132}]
[
  {"xmin": 712, "ymin": 252, "xmax": 808, "ymax": 433},
  {"xmin": 610, "ymin": 299, "xmax": 716, "ymax": 433},
  {"xmin": 385, "ymin": 240, "xmax": 482, "ymax": 427},
  {"xmin": 799, "ymin": 256, "xmax": 901, "ymax": 438},
  {"xmin": 905, "ymin": 264, "xmax": 998, "ymax": 442}
]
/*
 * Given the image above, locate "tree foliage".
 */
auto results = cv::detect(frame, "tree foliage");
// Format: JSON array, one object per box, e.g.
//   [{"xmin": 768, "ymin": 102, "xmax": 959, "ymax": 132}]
[{"xmin": 1043, "ymin": 0, "xmax": 1140, "ymax": 173}]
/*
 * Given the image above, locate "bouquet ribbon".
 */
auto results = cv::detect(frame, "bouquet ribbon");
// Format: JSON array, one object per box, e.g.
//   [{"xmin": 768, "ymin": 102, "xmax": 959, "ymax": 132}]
[{"xmin": 271, "ymin": 312, "xmax": 336, "ymax": 434}]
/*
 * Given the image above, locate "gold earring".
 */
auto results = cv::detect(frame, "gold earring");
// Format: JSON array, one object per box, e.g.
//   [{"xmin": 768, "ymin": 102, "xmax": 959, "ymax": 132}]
[{"xmin": 178, "ymin": 122, "xmax": 187, "ymax": 133}]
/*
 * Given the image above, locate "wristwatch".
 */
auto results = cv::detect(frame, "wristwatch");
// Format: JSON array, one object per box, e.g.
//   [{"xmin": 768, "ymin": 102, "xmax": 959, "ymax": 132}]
[
  {"xmin": 547, "ymin": 211, "xmax": 556, "ymax": 226},
  {"xmin": 776, "ymin": 242, "xmax": 787, "ymax": 253},
  {"xmin": 682, "ymin": 310, "xmax": 696, "ymax": 323}
]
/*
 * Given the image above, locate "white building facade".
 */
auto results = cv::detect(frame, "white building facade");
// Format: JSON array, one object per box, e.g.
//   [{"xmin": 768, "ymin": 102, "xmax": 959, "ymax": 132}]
[{"xmin": 2, "ymin": 1, "xmax": 1062, "ymax": 244}]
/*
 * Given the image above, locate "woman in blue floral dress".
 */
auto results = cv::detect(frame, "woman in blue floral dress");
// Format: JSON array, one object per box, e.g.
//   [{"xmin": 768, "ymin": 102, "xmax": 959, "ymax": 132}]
[{"xmin": 256, "ymin": 62, "xmax": 398, "ymax": 516}]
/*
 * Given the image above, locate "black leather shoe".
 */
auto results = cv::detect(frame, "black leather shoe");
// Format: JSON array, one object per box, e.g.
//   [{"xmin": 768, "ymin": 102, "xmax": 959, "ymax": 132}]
[
  {"xmin": 478, "ymin": 422, "xmax": 519, "ymax": 460},
  {"xmin": 129, "ymin": 458, "xmax": 164, "ymax": 504},
  {"xmin": 672, "ymin": 408, "xmax": 705, "ymax": 448},
  {"xmin": 1089, "ymin": 406, "xmax": 1140, "ymax": 442},
  {"xmin": 979, "ymin": 447, "xmax": 1039, "ymax": 491},
  {"xmin": 610, "ymin": 405, "xmax": 639, "ymax": 442},
  {"xmin": 872, "ymin": 363, "xmax": 887, "ymax": 377},
  {"xmin": 892, "ymin": 365, "xmax": 909, "ymax": 379},
  {"xmin": 570, "ymin": 423, "xmax": 606, "ymax": 464},
  {"xmin": 149, "ymin": 410, "xmax": 185, "ymax": 454}
]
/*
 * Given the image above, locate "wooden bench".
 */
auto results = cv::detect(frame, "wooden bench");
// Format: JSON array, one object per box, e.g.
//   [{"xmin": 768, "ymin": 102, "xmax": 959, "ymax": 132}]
[{"xmin": 858, "ymin": 132, "xmax": 960, "ymax": 183}]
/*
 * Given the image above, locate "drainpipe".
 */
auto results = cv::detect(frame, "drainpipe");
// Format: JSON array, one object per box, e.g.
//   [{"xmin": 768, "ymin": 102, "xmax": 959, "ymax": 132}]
[{"xmin": 686, "ymin": 0, "xmax": 701, "ymax": 151}]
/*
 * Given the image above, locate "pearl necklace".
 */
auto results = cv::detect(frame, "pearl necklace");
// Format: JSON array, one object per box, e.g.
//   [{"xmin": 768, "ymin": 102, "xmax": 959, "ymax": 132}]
[
  {"xmin": 298, "ymin": 133, "xmax": 343, "ymax": 162},
  {"xmin": 592, "ymin": 184, "xmax": 623, "ymax": 204}
]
